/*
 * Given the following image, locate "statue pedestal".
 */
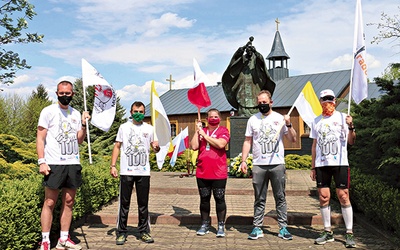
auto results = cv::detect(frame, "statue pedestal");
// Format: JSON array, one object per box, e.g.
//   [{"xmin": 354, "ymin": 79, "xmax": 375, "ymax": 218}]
[{"xmin": 228, "ymin": 116, "xmax": 249, "ymax": 158}]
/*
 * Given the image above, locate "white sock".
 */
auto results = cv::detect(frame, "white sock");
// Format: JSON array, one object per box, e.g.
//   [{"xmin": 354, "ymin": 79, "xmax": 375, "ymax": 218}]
[
  {"xmin": 42, "ymin": 232, "xmax": 50, "ymax": 243},
  {"xmin": 341, "ymin": 205, "xmax": 353, "ymax": 233},
  {"xmin": 60, "ymin": 231, "xmax": 69, "ymax": 241},
  {"xmin": 320, "ymin": 205, "xmax": 331, "ymax": 231}
]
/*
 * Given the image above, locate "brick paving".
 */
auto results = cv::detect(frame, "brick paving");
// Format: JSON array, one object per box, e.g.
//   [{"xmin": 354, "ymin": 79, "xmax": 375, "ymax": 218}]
[{"xmin": 62, "ymin": 170, "xmax": 398, "ymax": 250}]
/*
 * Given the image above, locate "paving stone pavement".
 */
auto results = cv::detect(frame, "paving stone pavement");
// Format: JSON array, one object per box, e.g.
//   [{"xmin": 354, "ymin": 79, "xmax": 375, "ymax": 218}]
[{"xmin": 60, "ymin": 170, "xmax": 398, "ymax": 250}]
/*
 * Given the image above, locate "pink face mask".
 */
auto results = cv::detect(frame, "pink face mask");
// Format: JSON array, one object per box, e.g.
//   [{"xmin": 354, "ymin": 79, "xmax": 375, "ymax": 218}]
[{"xmin": 208, "ymin": 118, "xmax": 220, "ymax": 126}]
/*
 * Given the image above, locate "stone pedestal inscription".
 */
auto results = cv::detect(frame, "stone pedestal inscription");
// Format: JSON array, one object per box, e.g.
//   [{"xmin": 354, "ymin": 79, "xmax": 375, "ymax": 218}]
[{"xmin": 229, "ymin": 116, "xmax": 249, "ymax": 158}]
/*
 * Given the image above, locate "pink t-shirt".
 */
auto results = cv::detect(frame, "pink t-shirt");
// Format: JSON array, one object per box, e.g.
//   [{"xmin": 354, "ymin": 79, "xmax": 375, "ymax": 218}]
[{"xmin": 196, "ymin": 126, "xmax": 230, "ymax": 179}]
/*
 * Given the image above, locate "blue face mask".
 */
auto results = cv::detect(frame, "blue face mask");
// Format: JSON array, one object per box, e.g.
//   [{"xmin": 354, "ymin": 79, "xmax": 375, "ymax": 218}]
[{"xmin": 132, "ymin": 112, "xmax": 144, "ymax": 122}]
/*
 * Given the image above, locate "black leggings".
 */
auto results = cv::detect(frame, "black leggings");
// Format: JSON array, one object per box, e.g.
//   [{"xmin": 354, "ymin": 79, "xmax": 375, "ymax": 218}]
[{"xmin": 196, "ymin": 178, "xmax": 227, "ymax": 223}]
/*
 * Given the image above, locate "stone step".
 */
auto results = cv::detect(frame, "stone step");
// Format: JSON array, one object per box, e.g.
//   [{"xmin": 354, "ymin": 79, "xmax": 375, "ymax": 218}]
[
  {"xmin": 149, "ymin": 187, "xmax": 316, "ymax": 196},
  {"xmin": 86, "ymin": 192, "xmax": 343, "ymax": 226}
]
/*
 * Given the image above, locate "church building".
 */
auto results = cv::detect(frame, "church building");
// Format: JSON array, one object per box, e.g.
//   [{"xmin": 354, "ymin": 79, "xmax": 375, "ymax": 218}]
[{"xmin": 144, "ymin": 21, "xmax": 381, "ymax": 157}]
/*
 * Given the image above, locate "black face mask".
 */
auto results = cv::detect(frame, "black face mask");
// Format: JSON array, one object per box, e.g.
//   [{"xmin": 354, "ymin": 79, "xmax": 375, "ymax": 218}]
[
  {"xmin": 58, "ymin": 95, "xmax": 73, "ymax": 106},
  {"xmin": 258, "ymin": 103, "xmax": 270, "ymax": 114}
]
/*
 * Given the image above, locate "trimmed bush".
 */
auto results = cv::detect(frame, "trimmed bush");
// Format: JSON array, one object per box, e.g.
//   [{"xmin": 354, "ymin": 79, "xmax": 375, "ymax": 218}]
[
  {"xmin": 0, "ymin": 161, "xmax": 119, "ymax": 250},
  {"xmin": 73, "ymin": 161, "xmax": 119, "ymax": 219},
  {"xmin": 285, "ymin": 154, "xmax": 312, "ymax": 170},
  {"xmin": 0, "ymin": 175, "xmax": 43, "ymax": 250},
  {"xmin": 350, "ymin": 168, "xmax": 400, "ymax": 237},
  {"xmin": 228, "ymin": 154, "xmax": 312, "ymax": 178}
]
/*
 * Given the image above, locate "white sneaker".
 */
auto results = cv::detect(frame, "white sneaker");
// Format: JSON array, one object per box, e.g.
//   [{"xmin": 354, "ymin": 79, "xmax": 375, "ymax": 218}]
[
  {"xmin": 39, "ymin": 241, "xmax": 50, "ymax": 250},
  {"xmin": 56, "ymin": 237, "xmax": 82, "ymax": 250}
]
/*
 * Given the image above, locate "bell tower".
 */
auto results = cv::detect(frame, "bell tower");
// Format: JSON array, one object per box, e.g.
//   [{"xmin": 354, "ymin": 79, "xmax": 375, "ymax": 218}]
[{"xmin": 266, "ymin": 18, "xmax": 290, "ymax": 81}]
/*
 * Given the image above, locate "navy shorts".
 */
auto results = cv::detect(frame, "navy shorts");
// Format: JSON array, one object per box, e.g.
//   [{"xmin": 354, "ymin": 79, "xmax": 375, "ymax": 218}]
[
  {"xmin": 43, "ymin": 164, "xmax": 82, "ymax": 189},
  {"xmin": 315, "ymin": 166, "xmax": 350, "ymax": 189}
]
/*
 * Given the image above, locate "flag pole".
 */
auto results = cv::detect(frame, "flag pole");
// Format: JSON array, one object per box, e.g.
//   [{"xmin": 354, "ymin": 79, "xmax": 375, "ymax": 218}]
[
  {"xmin": 197, "ymin": 107, "xmax": 201, "ymax": 122},
  {"xmin": 348, "ymin": 63, "xmax": 355, "ymax": 115},
  {"xmin": 287, "ymin": 104, "xmax": 295, "ymax": 117},
  {"xmin": 151, "ymin": 80, "xmax": 159, "ymax": 141},
  {"xmin": 347, "ymin": 0, "xmax": 360, "ymax": 116},
  {"xmin": 82, "ymin": 84, "xmax": 93, "ymax": 164},
  {"xmin": 272, "ymin": 99, "xmax": 297, "ymax": 142}
]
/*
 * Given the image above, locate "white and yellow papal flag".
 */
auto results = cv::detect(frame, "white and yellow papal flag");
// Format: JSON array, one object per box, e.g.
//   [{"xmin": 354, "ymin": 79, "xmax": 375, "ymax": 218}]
[
  {"xmin": 151, "ymin": 80, "xmax": 172, "ymax": 169},
  {"xmin": 82, "ymin": 58, "xmax": 116, "ymax": 132},
  {"xmin": 293, "ymin": 81, "xmax": 322, "ymax": 128}
]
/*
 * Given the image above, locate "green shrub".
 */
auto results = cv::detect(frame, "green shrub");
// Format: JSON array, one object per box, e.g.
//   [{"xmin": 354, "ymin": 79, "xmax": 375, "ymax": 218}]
[
  {"xmin": 0, "ymin": 161, "xmax": 119, "ymax": 250},
  {"xmin": 285, "ymin": 154, "xmax": 312, "ymax": 170},
  {"xmin": 150, "ymin": 149, "xmax": 197, "ymax": 173},
  {"xmin": 73, "ymin": 161, "xmax": 119, "ymax": 219},
  {"xmin": 228, "ymin": 154, "xmax": 312, "ymax": 178},
  {"xmin": 0, "ymin": 175, "xmax": 43, "ymax": 250},
  {"xmin": 350, "ymin": 168, "xmax": 400, "ymax": 236},
  {"xmin": 0, "ymin": 159, "xmax": 36, "ymax": 181},
  {"xmin": 0, "ymin": 134, "xmax": 37, "ymax": 164},
  {"xmin": 228, "ymin": 153, "xmax": 253, "ymax": 178}
]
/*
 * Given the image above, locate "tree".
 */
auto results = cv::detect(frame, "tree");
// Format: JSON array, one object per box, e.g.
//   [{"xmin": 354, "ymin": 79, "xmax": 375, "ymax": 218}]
[
  {"xmin": 367, "ymin": 7, "xmax": 400, "ymax": 48},
  {"xmin": 29, "ymin": 83, "xmax": 50, "ymax": 101},
  {"xmin": 350, "ymin": 63, "xmax": 400, "ymax": 188},
  {"xmin": 2, "ymin": 94, "xmax": 25, "ymax": 136},
  {"xmin": 0, "ymin": 85, "xmax": 51, "ymax": 142},
  {"xmin": 0, "ymin": 0, "xmax": 44, "ymax": 85},
  {"xmin": 381, "ymin": 63, "xmax": 400, "ymax": 81},
  {"xmin": 17, "ymin": 84, "xmax": 52, "ymax": 142}
]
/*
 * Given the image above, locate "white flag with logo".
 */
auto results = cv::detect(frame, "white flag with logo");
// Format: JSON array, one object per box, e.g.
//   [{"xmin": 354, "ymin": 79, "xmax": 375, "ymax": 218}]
[
  {"xmin": 351, "ymin": 0, "xmax": 368, "ymax": 104},
  {"xmin": 82, "ymin": 58, "xmax": 116, "ymax": 132}
]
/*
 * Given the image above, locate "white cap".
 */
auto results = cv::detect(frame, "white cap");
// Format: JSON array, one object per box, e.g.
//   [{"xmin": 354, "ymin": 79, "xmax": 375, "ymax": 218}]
[{"xmin": 319, "ymin": 89, "xmax": 335, "ymax": 98}]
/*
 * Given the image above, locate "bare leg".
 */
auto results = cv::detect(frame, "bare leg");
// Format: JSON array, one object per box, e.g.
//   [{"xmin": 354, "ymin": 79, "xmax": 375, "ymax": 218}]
[
  {"xmin": 60, "ymin": 188, "xmax": 77, "ymax": 232},
  {"xmin": 41, "ymin": 187, "xmax": 60, "ymax": 232}
]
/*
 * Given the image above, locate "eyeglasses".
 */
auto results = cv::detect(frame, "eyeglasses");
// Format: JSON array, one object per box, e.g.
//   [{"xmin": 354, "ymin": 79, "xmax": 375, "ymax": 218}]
[
  {"xmin": 58, "ymin": 92, "xmax": 72, "ymax": 96},
  {"xmin": 321, "ymin": 96, "xmax": 335, "ymax": 101}
]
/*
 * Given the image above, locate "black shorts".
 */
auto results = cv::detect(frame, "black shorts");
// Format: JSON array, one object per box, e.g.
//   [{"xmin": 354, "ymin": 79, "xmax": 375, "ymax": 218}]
[
  {"xmin": 315, "ymin": 166, "xmax": 350, "ymax": 189},
  {"xmin": 43, "ymin": 164, "xmax": 82, "ymax": 189}
]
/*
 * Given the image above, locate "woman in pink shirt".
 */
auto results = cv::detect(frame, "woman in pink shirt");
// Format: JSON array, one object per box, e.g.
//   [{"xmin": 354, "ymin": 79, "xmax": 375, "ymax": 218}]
[{"xmin": 191, "ymin": 108, "xmax": 230, "ymax": 238}]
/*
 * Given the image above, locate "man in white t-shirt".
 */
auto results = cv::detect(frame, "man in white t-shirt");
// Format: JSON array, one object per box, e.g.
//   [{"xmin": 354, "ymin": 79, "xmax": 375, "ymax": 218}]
[
  {"xmin": 310, "ymin": 89, "xmax": 356, "ymax": 248},
  {"xmin": 110, "ymin": 101, "xmax": 160, "ymax": 245},
  {"xmin": 37, "ymin": 80, "xmax": 90, "ymax": 250},
  {"xmin": 240, "ymin": 90, "xmax": 297, "ymax": 241}
]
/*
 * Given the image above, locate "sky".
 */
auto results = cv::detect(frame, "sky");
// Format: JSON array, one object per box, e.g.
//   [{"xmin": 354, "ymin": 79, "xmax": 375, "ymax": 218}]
[{"xmin": 2, "ymin": 0, "xmax": 399, "ymax": 113}]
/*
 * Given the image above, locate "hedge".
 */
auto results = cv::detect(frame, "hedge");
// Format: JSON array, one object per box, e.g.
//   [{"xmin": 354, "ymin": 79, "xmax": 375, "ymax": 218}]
[
  {"xmin": 0, "ymin": 161, "xmax": 119, "ymax": 250},
  {"xmin": 350, "ymin": 167, "xmax": 400, "ymax": 237},
  {"xmin": 1, "ymin": 153, "xmax": 399, "ymax": 249}
]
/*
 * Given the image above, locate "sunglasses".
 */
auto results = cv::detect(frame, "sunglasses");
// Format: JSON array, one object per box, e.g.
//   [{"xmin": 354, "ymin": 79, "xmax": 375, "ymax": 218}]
[{"xmin": 321, "ymin": 96, "xmax": 335, "ymax": 101}]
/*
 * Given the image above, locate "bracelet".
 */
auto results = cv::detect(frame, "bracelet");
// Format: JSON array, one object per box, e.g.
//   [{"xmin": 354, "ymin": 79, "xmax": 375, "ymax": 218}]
[
  {"xmin": 286, "ymin": 123, "xmax": 292, "ymax": 128},
  {"xmin": 348, "ymin": 127, "xmax": 355, "ymax": 131},
  {"xmin": 82, "ymin": 123, "xmax": 87, "ymax": 127},
  {"xmin": 241, "ymin": 161, "xmax": 247, "ymax": 165},
  {"xmin": 38, "ymin": 158, "xmax": 46, "ymax": 165},
  {"xmin": 110, "ymin": 165, "xmax": 116, "ymax": 169}
]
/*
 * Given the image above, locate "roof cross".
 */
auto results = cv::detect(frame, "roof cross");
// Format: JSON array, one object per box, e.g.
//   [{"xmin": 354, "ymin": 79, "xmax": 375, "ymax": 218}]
[
  {"xmin": 166, "ymin": 74, "xmax": 175, "ymax": 90},
  {"xmin": 275, "ymin": 18, "xmax": 280, "ymax": 31}
]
